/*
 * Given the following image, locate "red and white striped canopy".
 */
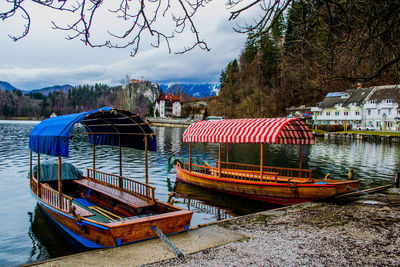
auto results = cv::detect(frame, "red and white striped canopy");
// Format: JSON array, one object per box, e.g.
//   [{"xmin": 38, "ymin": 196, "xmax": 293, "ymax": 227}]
[{"xmin": 183, "ymin": 118, "xmax": 314, "ymax": 144}]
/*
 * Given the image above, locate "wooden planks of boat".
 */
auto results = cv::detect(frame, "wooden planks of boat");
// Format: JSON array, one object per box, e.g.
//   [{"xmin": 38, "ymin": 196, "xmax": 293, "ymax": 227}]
[{"xmin": 175, "ymin": 162, "xmax": 359, "ymax": 206}]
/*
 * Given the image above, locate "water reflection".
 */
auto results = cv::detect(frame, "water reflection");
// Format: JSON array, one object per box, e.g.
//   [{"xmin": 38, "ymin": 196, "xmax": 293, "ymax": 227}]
[
  {"xmin": 173, "ymin": 182, "xmax": 278, "ymax": 219},
  {"xmin": 27, "ymin": 206, "xmax": 81, "ymax": 263}
]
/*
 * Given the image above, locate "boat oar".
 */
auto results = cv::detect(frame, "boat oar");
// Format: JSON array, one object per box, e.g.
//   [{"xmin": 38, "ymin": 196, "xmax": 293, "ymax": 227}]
[
  {"xmin": 88, "ymin": 206, "xmax": 122, "ymax": 221},
  {"xmin": 94, "ymin": 206, "xmax": 123, "ymax": 219},
  {"xmin": 88, "ymin": 206, "xmax": 115, "ymax": 221}
]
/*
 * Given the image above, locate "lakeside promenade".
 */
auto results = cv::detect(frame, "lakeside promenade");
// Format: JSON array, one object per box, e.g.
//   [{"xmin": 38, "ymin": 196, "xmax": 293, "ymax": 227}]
[{"xmin": 146, "ymin": 117, "xmax": 192, "ymax": 128}]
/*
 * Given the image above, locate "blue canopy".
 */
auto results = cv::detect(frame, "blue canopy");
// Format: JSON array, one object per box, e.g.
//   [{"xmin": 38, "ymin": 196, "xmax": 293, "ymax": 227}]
[{"xmin": 29, "ymin": 107, "xmax": 157, "ymax": 157}]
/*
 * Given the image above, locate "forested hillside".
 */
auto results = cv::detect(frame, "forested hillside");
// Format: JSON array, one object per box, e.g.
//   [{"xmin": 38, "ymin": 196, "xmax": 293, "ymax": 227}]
[
  {"xmin": 208, "ymin": 0, "xmax": 400, "ymax": 118},
  {"xmin": 0, "ymin": 83, "xmax": 155, "ymax": 118}
]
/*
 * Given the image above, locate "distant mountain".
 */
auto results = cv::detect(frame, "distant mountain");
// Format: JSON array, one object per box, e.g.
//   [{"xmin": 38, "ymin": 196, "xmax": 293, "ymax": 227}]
[
  {"xmin": 30, "ymin": 84, "xmax": 73, "ymax": 95},
  {"xmin": 0, "ymin": 81, "xmax": 74, "ymax": 95},
  {"xmin": 0, "ymin": 80, "xmax": 220, "ymax": 98},
  {"xmin": 0, "ymin": 81, "xmax": 19, "ymax": 92},
  {"xmin": 158, "ymin": 83, "xmax": 220, "ymax": 98}
]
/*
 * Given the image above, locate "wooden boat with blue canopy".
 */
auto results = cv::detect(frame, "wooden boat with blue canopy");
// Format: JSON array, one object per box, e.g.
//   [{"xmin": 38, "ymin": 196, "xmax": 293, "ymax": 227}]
[
  {"xmin": 171, "ymin": 118, "xmax": 359, "ymax": 205},
  {"xmin": 29, "ymin": 107, "xmax": 193, "ymax": 248}
]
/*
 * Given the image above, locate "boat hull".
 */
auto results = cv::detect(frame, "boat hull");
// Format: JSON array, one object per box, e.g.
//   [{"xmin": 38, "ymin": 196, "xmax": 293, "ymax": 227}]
[
  {"xmin": 176, "ymin": 165, "xmax": 359, "ymax": 205},
  {"xmin": 33, "ymin": 193, "xmax": 193, "ymax": 248}
]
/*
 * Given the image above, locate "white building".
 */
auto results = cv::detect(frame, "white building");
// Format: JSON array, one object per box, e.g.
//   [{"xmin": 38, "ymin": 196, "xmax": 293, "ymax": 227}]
[
  {"xmin": 312, "ymin": 88, "xmax": 373, "ymax": 129},
  {"xmin": 312, "ymin": 85, "xmax": 399, "ymax": 131},
  {"xmin": 154, "ymin": 93, "xmax": 182, "ymax": 118},
  {"xmin": 362, "ymin": 85, "xmax": 400, "ymax": 131}
]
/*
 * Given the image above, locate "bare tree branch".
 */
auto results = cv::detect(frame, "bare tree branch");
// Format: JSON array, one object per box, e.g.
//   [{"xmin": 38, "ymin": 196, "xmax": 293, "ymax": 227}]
[{"xmin": 1, "ymin": 0, "xmax": 212, "ymax": 56}]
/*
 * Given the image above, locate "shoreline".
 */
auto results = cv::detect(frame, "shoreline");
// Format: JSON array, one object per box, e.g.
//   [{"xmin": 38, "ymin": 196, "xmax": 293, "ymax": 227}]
[
  {"xmin": 147, "ymin": 118, "xmax": 192, "ymax": 128},
  {"xmin": 151, "ymin": 186, "xmax": 400, "ymax": 266},
  {"xmin": 324, "ymin": 131, "xmax": 400, "ymax": 142}
]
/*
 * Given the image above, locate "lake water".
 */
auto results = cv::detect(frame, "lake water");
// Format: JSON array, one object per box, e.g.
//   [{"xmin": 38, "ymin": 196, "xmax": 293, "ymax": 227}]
[{"xmin": 0, "ymin": 120, "xmax": 399, "ymax": 266}]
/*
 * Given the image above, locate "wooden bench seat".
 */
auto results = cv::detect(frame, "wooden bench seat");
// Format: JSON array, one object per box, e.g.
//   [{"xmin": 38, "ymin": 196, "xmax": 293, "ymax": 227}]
[
  {"xmin": 72, "ymin": 203, "xmax": 95, "ymax": 217},
  {"xmin": 74, "ymin": 179, "xmax": 155, "ymax": 210}
]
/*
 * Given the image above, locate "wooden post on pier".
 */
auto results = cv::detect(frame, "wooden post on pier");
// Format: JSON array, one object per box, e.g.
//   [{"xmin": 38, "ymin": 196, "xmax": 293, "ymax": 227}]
[
  {"xmin": 348, "ymin": 168, "xmax": 354, "ymax": 180},
  {"xmin": 395, "ymin": 171, "xmax": 399, "ymax": 188}
]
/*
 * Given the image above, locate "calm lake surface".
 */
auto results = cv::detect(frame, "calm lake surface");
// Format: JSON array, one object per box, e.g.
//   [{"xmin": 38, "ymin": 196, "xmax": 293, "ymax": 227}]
[{"xmin": 0, "ymin": 120, "xmax": 399, "ymax": 266}]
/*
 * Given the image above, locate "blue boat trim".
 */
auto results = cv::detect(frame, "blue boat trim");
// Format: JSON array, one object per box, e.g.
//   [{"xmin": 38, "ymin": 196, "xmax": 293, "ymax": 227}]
[{"xmin": 31, "ymin": 191, "xmax": 109, "ymax": 230}]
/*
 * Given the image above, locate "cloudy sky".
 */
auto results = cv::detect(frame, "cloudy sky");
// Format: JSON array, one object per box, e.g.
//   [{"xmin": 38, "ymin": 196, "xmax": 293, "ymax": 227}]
[{"xmin": 0, "ymin": 1, "xmax": 256, "ymax": 91}]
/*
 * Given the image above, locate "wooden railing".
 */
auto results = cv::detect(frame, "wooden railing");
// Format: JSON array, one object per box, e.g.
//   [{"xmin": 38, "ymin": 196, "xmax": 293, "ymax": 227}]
[
  {"xmin": 183, "ymin": 162, "xmax": 279, "ymax": 182},
  {"xmin": 40, "ymin": 184, "xmax": 73, "ymax": 212},
  {"xmin": 218, "ymin": 162, "xmax": 313, "ymax": 180},
  {"xmin": 86, "ymin": 168, "xmax": 155, "ymax": 201},
  {"xmin": 182, "ymin": 161, "xmax": 313, "ymax": 183},
  {"xmin": 30, "ymin": 176, "xmax": 73, "ymax": 213}
]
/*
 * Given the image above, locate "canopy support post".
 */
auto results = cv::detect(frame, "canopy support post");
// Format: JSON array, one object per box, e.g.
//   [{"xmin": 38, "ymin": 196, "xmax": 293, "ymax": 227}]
[
  {"xmin": 37, "ymin": 154, "xmax": 41, "ymax": 198},
  {"xmin": 119, "ymin": 135, "xmax": 122, "ymax": 177},
  {"xmin": 218, "ymin": 143, "xmax": 221, "ymax": 178},
  {"xmin": 145, "ymin": 135, "xmax": 149, "ymax": 183},
  {"xmin": 58, "ymin": 157, "xmax": 62, "ymax": 209},
  {"xmin": 93, "ymin": 134, "xmax": 96, "ymax": 170},
  {"xmin": 226, "ymin": 143, "xmax": 229, "ymax": 163},
  {"xmin": 299, "ymin": 144, "xmax": 303, "ymax": 170},
  {"xmin": 189, "ymin": 143, "xmax": 192, "ymax": 172},
  {"xmin": 260, "ymin": 143, "xmax": 263, "ymax": 181}
]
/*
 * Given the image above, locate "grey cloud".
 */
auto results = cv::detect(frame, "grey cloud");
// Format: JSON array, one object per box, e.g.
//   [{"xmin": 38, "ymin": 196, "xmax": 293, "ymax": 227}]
[{"xmin": 0, "ymin": 1, "xmax": 252, "ymax": 90}]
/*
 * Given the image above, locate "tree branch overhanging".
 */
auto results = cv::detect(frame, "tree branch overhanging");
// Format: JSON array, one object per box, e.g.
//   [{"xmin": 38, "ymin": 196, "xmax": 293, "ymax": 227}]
[{"xmin": 1, "ymin": 0, "xmax": 211, "ymax": 56}]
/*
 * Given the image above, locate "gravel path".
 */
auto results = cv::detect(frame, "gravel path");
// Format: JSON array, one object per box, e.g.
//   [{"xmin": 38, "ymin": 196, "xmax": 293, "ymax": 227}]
[{"xmin": 150, "ymin": 189, "xmax": 400, "ymax": 266}]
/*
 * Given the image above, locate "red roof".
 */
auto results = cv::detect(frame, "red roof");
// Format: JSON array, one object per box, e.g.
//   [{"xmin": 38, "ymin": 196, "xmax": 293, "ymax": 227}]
[
  {"xmin": 183, "ymin": 118, "xmax": 314, "ymax": 144},
  {"xmin": 158, "ymin": 94, "xmax": 181, "ymax": 101}
]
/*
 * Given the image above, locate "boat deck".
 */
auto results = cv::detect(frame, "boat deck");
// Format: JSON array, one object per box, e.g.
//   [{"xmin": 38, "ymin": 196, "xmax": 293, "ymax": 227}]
[{"xmin": 74, "ymin": 179, "xmax": 155, "ymax": 210}]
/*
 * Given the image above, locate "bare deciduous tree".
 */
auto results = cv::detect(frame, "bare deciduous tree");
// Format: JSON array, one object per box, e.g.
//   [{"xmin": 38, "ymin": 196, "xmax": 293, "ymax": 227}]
[{"xmin": 1, "ymin": 0, "xmax": 210, "ymax": 56}]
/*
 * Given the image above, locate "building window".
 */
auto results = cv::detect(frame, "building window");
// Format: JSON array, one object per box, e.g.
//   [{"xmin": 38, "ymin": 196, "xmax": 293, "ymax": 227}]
[
  {"xmin": 388, "ymin": 109, "xmax": 391, "ymax": 115},
  {"xmin": 378, "ymin": 109, "xmax": 381, "ymax": 115},
  {"xmin": 344, "ymin": 112, "xmax": 349, "ymax": 116},
  {"xmin": 368, "ymin": 100, "xmax": 376, "ymax": 104},
  {"xmin": 335, "ymin": 112, "xmax": 340, "ymax": 116},
  {"xmin": 367, "ymin": 110, "xmax": 371, "ymax": 116},
  {"xmin": 326, "ymin": 112, "xmax": 331, "ymax": 116},
  {"xmin": 385, "ymin": 100, "xmax": 392, "ymax": 104},
  {"xmin": 355, "ymin": 111, "xmax": 360, "ymax": 116}
]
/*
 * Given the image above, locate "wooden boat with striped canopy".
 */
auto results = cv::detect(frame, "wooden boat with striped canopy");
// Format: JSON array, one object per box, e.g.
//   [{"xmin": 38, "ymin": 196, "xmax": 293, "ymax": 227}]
[
  {"xmin": 29, "ymin": 107, "xmax": 193, "ymax": 248},
  {"xmin": 173, "ymin": 118, "xmax": 359, "ymax": 205}
]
